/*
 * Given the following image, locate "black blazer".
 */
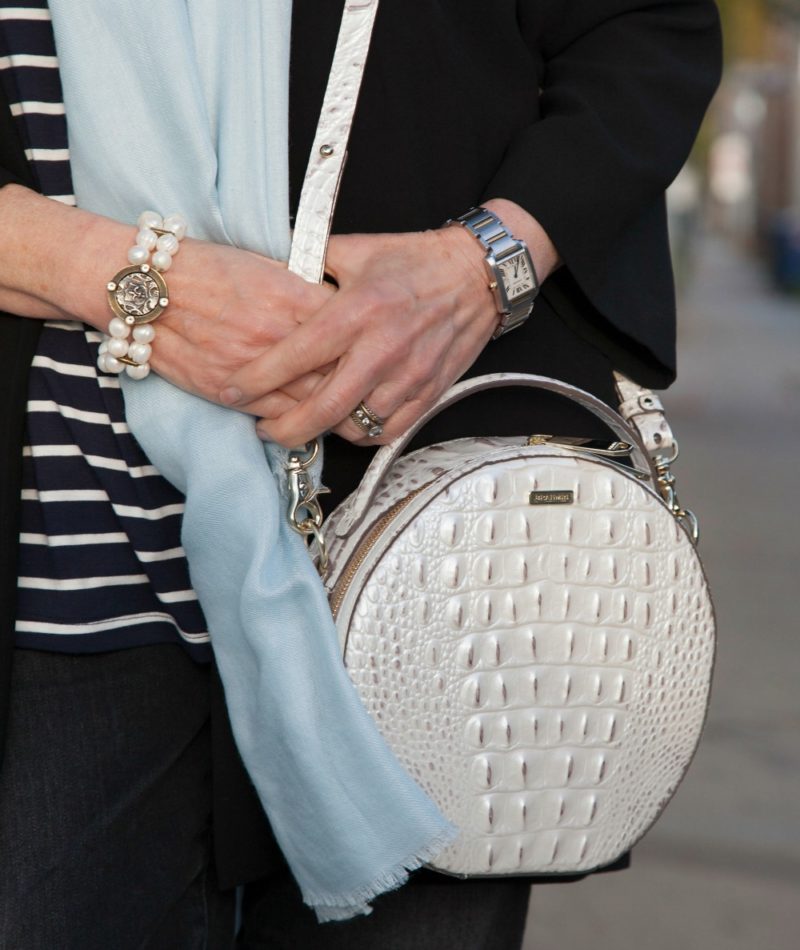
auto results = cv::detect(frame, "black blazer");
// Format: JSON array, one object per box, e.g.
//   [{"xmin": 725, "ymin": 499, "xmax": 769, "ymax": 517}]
[{"xmin": 0, "ymin": 0, "xmax": 722, "ymax": 885}]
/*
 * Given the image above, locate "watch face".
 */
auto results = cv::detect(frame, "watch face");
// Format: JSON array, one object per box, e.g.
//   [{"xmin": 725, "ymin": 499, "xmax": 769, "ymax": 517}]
[{"xmin": 499, "ymin": 253, "xmax": 535, "ymax": 299}]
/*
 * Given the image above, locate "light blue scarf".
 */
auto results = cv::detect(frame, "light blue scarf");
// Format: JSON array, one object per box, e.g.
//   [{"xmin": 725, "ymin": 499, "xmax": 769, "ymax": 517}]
[{"xmin": 48, "ymin": 0, "xmax": 454, "ymax": 921}]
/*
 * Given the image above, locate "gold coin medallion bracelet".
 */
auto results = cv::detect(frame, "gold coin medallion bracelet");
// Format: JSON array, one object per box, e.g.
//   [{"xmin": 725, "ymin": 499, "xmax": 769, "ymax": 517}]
[{"xmin": 98, "ymin": 210, "xmax": 188, "ymax": 379}]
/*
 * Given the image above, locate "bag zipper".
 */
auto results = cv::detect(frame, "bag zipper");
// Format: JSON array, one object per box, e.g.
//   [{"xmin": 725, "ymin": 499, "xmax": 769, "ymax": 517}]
[{"xmin": 329, "ymin": 488, "xmax": 424, "ymax": 618}]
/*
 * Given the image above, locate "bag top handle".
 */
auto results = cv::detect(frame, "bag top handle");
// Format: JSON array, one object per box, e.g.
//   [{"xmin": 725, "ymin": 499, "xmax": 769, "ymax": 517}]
[{"xmin": 333, "ymin": 372, "xmax": 655, "ymax": 538}]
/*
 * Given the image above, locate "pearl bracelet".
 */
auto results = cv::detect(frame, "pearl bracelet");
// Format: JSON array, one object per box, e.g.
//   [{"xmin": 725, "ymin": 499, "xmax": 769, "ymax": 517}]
[{"xmin": 97, "ymin": 210, "xmax": 188, "ymax": 380}]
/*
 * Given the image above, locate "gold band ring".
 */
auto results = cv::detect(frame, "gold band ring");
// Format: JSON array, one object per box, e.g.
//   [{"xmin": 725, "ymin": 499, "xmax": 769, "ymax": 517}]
[{"xmin": 349, "ymin": 401, "xmax": 385, "ymax": 438}]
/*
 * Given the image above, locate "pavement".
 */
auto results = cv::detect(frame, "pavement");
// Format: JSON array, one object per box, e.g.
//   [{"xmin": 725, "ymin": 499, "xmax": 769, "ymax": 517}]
[{"xmin": 522, "ymin": 235, "xmax": 800, "ymax": 950}]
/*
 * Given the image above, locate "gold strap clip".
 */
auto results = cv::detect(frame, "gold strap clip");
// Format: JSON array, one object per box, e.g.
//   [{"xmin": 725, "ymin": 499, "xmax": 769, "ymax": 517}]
[
  {"xmin": 652, "ymin": 442, "xmax": 700, "ymax": 544},
  {"xmin": 286, "ymin": 439, "xmax": 330, "ymax": 572}
]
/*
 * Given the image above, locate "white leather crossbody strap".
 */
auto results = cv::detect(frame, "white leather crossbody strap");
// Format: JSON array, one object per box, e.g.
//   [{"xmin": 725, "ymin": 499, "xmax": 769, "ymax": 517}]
[
  {"xmin": 334, "ymin": 372, "xmax": 655, "ymax": 537},
  {"xmin": 287, "ymin": 0, "xmax": 380, "ymax": 283}
]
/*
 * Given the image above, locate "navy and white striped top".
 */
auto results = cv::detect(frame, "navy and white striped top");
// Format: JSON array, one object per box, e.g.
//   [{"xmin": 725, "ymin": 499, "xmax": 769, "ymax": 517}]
[{"xmin": 1, "ymin": 0, "xmax": 211, "ymax": 658}]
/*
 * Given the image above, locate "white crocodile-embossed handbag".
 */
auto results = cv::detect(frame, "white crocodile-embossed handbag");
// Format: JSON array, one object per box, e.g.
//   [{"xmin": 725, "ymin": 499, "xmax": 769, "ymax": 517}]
[
  {"xmin": 285, "ymin": 0, "xmax": 715, "ymax": 878},
  {"xmin": 311, "ymin": 374, "xmax": 715, "ymax": 877}
]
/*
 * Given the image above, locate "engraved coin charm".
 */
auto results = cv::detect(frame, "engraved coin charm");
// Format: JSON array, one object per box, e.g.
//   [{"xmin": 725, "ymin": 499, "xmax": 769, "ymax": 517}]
[
  {"xmin": 99, "ymin": 212, "xmax": 186, "ymax": 379},
  {"xmin": 106, "ymin": 264, "xmax": 169, "ymax": 324}
]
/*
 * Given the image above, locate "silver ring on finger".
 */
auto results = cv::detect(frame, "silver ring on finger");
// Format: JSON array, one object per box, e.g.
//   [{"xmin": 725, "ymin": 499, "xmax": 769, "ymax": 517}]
[{"xmin": 349, "ymin": 401, "xmax": 385, "ymax": 438}]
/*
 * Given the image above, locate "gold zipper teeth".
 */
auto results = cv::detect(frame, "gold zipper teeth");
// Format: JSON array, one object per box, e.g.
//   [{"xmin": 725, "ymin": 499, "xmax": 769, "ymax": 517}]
[{"xmin": 330, "ymin": 488, "xmax": 424, "ymax": 619}]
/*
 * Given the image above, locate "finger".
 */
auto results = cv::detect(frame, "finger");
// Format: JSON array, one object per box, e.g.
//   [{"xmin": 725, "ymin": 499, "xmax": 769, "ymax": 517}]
[
  {"xmin": 219, "ymin": 295, "xmax": 359, "ymax": 406},
  {"xmin": 345, "ymin": 398, "xmax": 389, "ymax": 441},
  {"xmin": 322, "ymin": 389, "xmax": 433, "ymax": 447},
  {"xmin": 263, "ymin": 365, "xmax": 423, "ymax": 447},
  {"xmin": 377, "ymin": 394, "xmax": 434, "ymax": 439},
  {"xmin": 340, "ymin": 372, "xmax": 422, "ymax": 441},
  {"xmin": 238, "ymin": 364, "xmax": 333, "ymax": 415},
  {"xmin": 260, "ymin": 346, "xmax": 419, "ymax": 446},
  {"xmin": 260, "ymin": 411, "xmax": 379, "ymax": 448},
  {"xmin": 253, "ymin": 392, "xmax": 299, "ymax": 426}
]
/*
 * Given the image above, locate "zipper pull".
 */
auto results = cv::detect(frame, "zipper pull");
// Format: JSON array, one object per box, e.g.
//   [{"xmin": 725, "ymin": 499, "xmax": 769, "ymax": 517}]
[{"xmin": 527, "ymin": 434, "xmax": 634, "ymax": 458}]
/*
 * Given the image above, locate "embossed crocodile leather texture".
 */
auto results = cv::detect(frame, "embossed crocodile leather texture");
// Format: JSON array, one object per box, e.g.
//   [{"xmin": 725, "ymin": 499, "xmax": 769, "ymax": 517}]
[{"xmin": 325, "ymin": 444, "xmax": 715, "ymax": 876}]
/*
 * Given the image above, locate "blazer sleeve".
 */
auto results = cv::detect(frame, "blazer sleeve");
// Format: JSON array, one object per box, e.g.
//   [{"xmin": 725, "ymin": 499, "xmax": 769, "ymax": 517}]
[{"xmin": 483, "ymin": 0, "xmax": 722, "ymax": 385}]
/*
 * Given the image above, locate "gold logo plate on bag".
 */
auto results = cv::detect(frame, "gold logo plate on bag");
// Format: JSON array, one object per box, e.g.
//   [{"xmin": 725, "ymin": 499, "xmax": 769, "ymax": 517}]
[{"xmin": 529, "ymin": 490, "xmax": 575, "ymax": 505}]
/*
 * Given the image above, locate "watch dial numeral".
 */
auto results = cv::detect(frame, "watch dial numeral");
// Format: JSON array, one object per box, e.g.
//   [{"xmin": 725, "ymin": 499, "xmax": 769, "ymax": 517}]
[{"xmin": 500, "ymin": 255, "xmax": 535, "ymax": 298}]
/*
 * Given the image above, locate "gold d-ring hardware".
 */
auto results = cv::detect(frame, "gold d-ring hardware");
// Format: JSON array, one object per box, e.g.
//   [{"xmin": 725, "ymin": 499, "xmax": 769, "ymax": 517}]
[{"xmin": 286, "ymin": 439, "xmax": 330, "ymax": 572}]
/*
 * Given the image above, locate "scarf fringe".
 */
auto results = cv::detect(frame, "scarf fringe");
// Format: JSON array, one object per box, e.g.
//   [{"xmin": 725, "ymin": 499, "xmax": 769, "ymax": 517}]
[{"xmin": 307, "ymin": 822, "xmax": 460, "ymax": 923}]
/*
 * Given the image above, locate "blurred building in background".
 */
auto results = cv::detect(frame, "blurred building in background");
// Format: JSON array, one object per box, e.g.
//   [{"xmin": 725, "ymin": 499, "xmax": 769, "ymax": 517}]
[{"xmin": 703, "ymin": 0, "xmax": 800, "ymax": 289}]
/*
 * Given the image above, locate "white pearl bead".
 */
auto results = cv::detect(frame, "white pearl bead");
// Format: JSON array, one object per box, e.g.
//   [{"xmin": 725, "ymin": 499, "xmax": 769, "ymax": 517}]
[
  {"xmin": 108, "ymin": 317, "xmax": 131, "ymax": 339},
  {"xmin": 127, "ymin": 244, "xmax": 149, "ymax": 266},
  {"xmin": 125, "ymin": 362, "xmax": 151, "ymax": 380},
  {"xmin": 163, "ymin": 213, "xmax": 187, "ymax": 240},
  {"xmin": 132, "ymin": 324, "xmax": 155, "ymax": 343},
  {"xmin": 98, "ymin": 339, "xmax": 109, "ymax": 355},
  {"xmin": 151, "ymin": 250, "xmax": 172, "ymax": 272},
  {"xmin": 138, "ymin": 210, "xmax": 162, "ymax": 231},
  {"xmin": 107, "ymin": 337, "xmax": 130, "ymax": 358},
  {"xmin": 136, "ymin": 228, "xmax": 158, "ymax": 251},
  {"xmin": 156, "ymin": 232, "xmax": 180, "ymax": 256},
  {"xmin": 97, "ymin": 352, "xmax": 109, "ymax": 373},
  {"xmin": 104, "ymin": 354, "xmax": 124, "ymax": 374},
  {"xmin": 127, "ymin": 342, "xmax": 152, "ymax": 364}
]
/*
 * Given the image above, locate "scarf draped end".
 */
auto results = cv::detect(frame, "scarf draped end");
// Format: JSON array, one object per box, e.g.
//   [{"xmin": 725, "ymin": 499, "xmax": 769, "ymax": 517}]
[{"xmin": 306, "ymin": 822, "xmax": 459, "ymax": 922}]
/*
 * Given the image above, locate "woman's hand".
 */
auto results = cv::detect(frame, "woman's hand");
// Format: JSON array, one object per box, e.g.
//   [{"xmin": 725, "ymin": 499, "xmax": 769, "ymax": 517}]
[
  {"xmin": 218, "ymin": 199, "xmax": 559, "ymax": 446},
  {"xmin": 148, "ymin": 241, "xmax": 334, "ymax": 403},
  {"xmin": 0, "ymin": 185, "xmax": 334, "ymax": 406},
  {"xmin": 217, "ymin": 225, "xmax": 496, "ymax": 445}
]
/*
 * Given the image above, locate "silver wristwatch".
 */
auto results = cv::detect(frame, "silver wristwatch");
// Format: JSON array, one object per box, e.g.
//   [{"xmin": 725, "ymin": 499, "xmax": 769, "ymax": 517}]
[{"xmin": 447, "ymin": 207, "xmax": 539, "ymax": 339}]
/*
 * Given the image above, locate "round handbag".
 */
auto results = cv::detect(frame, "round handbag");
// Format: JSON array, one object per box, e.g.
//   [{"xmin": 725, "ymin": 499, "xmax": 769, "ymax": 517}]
[{"xmin": 314, "ymin": 373, "xmax": 715, "ymax": 877}]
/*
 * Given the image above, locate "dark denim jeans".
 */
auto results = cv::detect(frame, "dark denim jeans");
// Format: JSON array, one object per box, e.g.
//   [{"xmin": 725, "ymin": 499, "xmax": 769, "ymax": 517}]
[
  {"xmin": 0, "ymin": 646, "xmax": 234, "ymax": 950},
  {"xmin": 238, "ymin": 871, "xmax": 530, "ymax": 950},
  {"xmin": 0, "ymin": 645, "xmax": 530, "ymax": 949}
]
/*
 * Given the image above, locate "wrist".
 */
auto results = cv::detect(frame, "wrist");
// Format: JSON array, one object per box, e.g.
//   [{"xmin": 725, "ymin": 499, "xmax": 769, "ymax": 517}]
[
  {"xmin": 445, "ymin": 205, "xmax": 541, "ymax": 339},
  {"xmin": 482, "ymin": 198, "xmax": 560, "ymax": 282},
  {"xmin": 71, "ymin": 209, "xmax": 135, "ymax": 330},
  {"xmin": 436, "ymin": 220, "xmax": 493, "ymax": 299},
  {"xmin": 0, "ymin": 185, "xmax": 131, "ymax": 330},
  {"xmin": 98, "ymin": 211, "xmax": 189, "ymax": 380}
]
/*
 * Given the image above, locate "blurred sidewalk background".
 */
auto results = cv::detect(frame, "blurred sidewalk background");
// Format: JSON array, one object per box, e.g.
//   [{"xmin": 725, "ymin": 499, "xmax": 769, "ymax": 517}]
[
  {"xmin": 523, "ymin": 3, "xmax": 800, "ymax": 945},
  {"xmin": 523, "ymin": 232, "xmax": 800, "ymax": 950}
]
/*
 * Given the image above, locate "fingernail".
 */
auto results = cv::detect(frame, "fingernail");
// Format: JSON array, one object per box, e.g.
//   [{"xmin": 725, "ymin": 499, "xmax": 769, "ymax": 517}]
[
  {"xmin": 219, "ymin": 387, "xmax": 242, "ymax": 406},
  {"xmin": 255, "ymin": 424, "xmax": 270, "ymax": 441}
]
